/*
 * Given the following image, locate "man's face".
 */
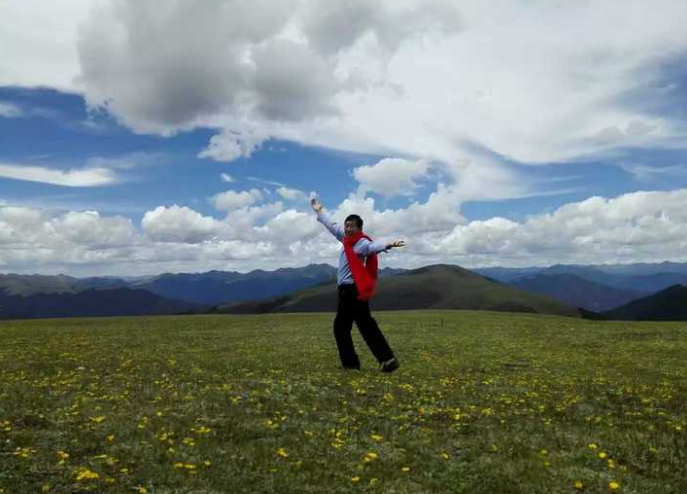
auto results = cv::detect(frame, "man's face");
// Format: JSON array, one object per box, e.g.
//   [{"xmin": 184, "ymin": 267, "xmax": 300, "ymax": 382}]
[{"xmin": 344, "ymin": 220, "xmax": 361, "ymax": 237}]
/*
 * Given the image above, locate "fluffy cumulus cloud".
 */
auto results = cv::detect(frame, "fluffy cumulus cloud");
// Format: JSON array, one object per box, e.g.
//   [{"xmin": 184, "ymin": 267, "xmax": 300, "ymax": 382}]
[
  {"xmin": 198, "ymin": 129, "xmax": 269, "ymax": 162},
  {"xmin": 276, "ymin": 187, "xmax": 307, "ymax": 201},
  {"xmin": 0, "ymin": 206, "xmax": 138, "ymax": 272},
  {"xmin": 211, "ymin": 189, "xmax": 264, "ymax": 211},
  {"xmin": 353, "ymin": 158, "xmax": 430, "ymax": 197},
  {"xmin": 4, "ymin": 188, "xmax": 687, "ymax": 275},
  {"xmin": 47, "ymin": 211, "xmax": 137, "ymax": 246},
  {"xmin": 438, "ymin": 190, "xmax": 687, "ymax": 266},
  {"xmin": 141, "ymin": 205, "xmax": 220, "ymax": 243}
]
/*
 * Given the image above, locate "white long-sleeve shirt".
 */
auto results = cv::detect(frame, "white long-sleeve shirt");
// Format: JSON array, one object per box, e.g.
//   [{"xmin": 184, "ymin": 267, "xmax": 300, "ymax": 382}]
[{"xmin": 317, "ymin": 210, "xmax": 388, "ymax": 286}]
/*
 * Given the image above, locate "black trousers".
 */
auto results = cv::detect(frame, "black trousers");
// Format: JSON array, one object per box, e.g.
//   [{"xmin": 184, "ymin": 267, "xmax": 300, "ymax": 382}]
[{"xmin": 333, "ymin": 284, "xmax": 395, "ymax": 369}]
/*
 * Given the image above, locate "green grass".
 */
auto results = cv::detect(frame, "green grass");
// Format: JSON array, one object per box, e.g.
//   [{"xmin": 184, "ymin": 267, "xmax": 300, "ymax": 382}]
[{"xmin": 1, "ymin": 311, "xmax": 686, "ymax": 494}]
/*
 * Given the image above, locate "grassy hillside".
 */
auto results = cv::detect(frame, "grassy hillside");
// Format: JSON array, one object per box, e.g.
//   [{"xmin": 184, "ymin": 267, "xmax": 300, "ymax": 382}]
[
  {"xmin": 218, "ymin": 265, "xmax": 587, "ymax": 318},
  {"xmin": 0, "ymin": 274, "xmax": 77, "ymax": 296},
  {"xmin": 1, "ymin": 311, "xmax": 685, "ymax": 493},
  {"xmin": 604, "ymin": 284, "xmax": 687, "ymax": 321}
]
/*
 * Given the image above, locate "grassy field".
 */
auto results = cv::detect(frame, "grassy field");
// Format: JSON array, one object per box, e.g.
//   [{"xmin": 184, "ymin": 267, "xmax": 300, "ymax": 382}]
[{"xmin": 1, "ymin": 310, "xmax": 686, "ymax": 494}]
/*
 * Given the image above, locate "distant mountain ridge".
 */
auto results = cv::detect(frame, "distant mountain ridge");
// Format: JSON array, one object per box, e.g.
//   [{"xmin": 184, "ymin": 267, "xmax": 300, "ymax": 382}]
[
  {"xmin": 216, "ymin": 264, "xmax": 593, "ymax": 319},
  {"xmin": 4, "ymin": 260, "xmax": 687, "ymax": 320},
  {"xmin": 129, "ymin": 264, "xmax": 339, "ymax": 305},
  {"xmin": 511, "ymin": 273, "xmax": 648, "ymax": 312},
  {"xmin": 0, "ymin": 287, "xmax": 202, "ymax": 320},
  {"xmin": 476, "ymin": 263, "xmax": 687, "ymax": 293}
]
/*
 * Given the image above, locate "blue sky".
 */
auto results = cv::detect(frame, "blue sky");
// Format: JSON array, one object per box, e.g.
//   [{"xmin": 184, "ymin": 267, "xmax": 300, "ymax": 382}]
[{"xmin": 1, "ymin": 1, "xmax": 687, "ymax": 276}]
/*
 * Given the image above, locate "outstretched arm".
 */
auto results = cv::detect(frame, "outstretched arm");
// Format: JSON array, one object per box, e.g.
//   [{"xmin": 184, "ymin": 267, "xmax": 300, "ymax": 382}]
[
  {"xmin": 354, "ymin": 239, "xmax": 406, "ymax": 256},
  {"xmin": 311, "ymin": 198, "xmax": 344, "ymax": 241},
  {"xmin": 385, "ymin": 240, "xmax": 406, "ymax": 251}
]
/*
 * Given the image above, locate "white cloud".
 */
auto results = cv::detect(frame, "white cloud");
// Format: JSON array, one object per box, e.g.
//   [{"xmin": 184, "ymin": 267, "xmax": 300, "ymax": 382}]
[
  {"xmin": 198, "ymin": 129, "xmax": 268, "ymax": 162},
  {"xmin": 3, "ymin": 188, "xmax": 687, "ymax": 275},
  {"xmin": 247, "ymin": 176, "xmax": 286, "ymax": 187},
  {"xmin": 3, "ymin": 0, "xmax": 685, "ymax": 190},
  {"xmin": 329, "ymin": 183, "xmax": 466, "ymax": 238},
  {"xmin": 47, "ymin": 211, "xmax": 137, "ymax": 247},
  {"xmin": 0, "ymin": 102, "xmax": 24, "ymax": 118},
  {"xmin": 276, "ymin": 187, "xmax": 306, "ymax": 201},
  {"xmin": 67, "ymin": 0, "xmax": 687, "ymax": 174},
  {"xmin": 255, "ymin": 209, "xmax": 320, "ymax": 243},
  {"xmin": 0, "ymin": 0, "xmax": 90, "ymax": 91},
  {"xmin": 619, "ymin": 163, "xmax": 687, "ymax": 182},
  {"xmin": 437, "ymin": 189, "xmax": 687, "ymax": 266},
  {"xmin": 85, "ymin": 152, "xmax": 163, "ymax": 170},
  {"xmin": 299, "ymin": 0, "xmax": 461, "ymax": 56},
  {"xmin": 220, "ymin": 173, "xmax": 235, "ymax": 183},
  {"xmin": 211, "ymin": 189, "xmax": 263, "ymax": 211},
  {"xmin": 353, "ymin": 158, "xmax": 430, "ymax": 197},
  {"xmin": 141, "ymin": 205, "xmax": 220, "ymax": 243},
  {"xmin": 0, "ymin": 163, "xmax": 118, "ymax": 187}
]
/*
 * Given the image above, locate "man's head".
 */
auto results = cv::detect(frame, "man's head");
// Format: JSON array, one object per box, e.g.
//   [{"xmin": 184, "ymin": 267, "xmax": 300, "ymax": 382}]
[{"xmin": 344, "ymin": 214, "xmax": 363, "ymax": 236}]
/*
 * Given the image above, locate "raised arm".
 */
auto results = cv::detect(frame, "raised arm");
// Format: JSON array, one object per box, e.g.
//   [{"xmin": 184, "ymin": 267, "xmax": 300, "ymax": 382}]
[{"xmin": 311, "ymin": 198, "xmax": 344, "ymax": 241}]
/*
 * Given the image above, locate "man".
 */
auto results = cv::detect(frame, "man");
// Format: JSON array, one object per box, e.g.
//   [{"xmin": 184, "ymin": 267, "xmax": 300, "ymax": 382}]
[{"xmin": 311, "ymin": 197, "xmax": 405, "ymax": 372}]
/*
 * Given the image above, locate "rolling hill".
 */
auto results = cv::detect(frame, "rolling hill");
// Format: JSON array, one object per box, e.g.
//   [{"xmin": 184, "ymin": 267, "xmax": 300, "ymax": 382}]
[
  {"xmin": 603, "ymin": 284, "xmax": 687, "ymax": 321},
  {"xmin": 216, "ymin": 264, "xmax": 594, "ymax": 318}
]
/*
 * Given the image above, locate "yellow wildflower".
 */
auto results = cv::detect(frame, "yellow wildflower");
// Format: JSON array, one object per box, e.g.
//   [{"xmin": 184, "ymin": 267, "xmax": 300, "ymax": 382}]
[
  {"xmin": 74, "ymin": 468, "xmax": 100, "ymax": 481},
  {"xmin": 363, "ymin": 452, "xmax": 378, "ymax": 462},
  {"xmin": 57, "ymin": 450, "xmax": 70, "ymax": 465},
  {"xmin": 277, "ymin": 448, "xmax": 289, "ymax": 458}
]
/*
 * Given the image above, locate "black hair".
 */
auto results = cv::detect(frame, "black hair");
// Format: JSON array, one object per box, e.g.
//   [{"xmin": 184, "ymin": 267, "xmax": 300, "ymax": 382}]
[{"xmin": 344, "ymin": 214, "xmax": 363, "ymax": 229}]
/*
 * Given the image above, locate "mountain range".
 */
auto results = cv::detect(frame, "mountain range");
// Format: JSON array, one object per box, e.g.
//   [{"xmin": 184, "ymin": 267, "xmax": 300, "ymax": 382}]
[
  {"xmin": 510, "ymin": 273, "xmax": 648, "ymax": 312},
  {"xmin": 476, "ymin": 263, "xmax": 687, "ymax": 292},
  {"xmin": 2, "ymin": 261, "xmax": 687, "ymax": 320},
  {"xmin": 0, "ymin": 287, "xmax": 201, "ymax": 320},
  {"xmin": 216, "ymin": 264, "xmax": 592, "ymax": 318}
]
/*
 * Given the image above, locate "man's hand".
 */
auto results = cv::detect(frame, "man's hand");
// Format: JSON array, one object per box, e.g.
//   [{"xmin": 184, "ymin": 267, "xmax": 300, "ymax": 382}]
[
  {"xmin": 311, "ymin": 198, "xmax": 323, "ymax": 213},
  {"xmin": 385, "ymin": 240, "xmax": 406, "ymax": 250}
]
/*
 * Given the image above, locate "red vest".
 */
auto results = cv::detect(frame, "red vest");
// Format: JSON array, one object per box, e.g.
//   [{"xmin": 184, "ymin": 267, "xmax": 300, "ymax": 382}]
[{"xmin": 343, "ymin": 232, "xmax": 378, "ymax": 301}]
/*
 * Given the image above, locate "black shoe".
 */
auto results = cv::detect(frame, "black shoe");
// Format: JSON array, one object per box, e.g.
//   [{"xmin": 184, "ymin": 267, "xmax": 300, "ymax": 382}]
[{"xmin": 379, "ymin": 358, "xmax": 399, "ymax": 373}]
